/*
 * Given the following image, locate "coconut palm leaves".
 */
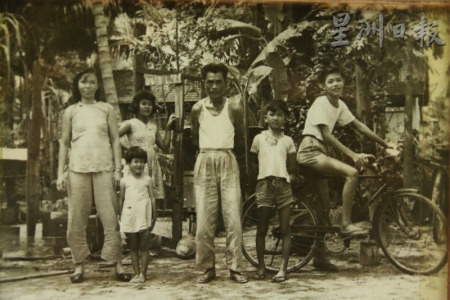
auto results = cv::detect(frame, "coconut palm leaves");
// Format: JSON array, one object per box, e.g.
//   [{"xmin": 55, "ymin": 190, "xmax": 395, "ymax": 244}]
[{"xmin": 0, "ymin": 12, "xmax": 31, "ymax": 83}]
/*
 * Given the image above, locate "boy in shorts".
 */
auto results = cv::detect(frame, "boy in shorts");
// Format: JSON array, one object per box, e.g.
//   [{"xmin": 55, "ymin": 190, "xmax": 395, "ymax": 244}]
[
  {"xmin": 250, "ymin": 100, "xmax": 298, "ymax": 282},
  {"xmin": 297, "ymin": 67, "xmax": 390, "ymax": 271}
]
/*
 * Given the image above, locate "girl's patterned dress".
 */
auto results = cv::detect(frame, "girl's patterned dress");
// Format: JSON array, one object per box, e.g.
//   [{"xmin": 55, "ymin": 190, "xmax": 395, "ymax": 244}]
[{"xmin": 122, "ymin": 118, "xmax": 165, "ymax": 199}]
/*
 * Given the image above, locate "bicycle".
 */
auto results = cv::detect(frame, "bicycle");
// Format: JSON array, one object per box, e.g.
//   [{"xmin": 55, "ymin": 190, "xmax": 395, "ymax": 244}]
[
  {"xmin": 424, "ymin": 145, "xmax": 448, "ymax": 246},
  {"xmin": 241, "ymin": 154, "xmax": 448, "ymax": 275}
]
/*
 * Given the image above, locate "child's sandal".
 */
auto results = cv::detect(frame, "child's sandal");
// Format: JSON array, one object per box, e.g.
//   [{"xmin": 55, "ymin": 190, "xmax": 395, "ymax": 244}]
[
  {"xmin": 70, "ymin": 273, "xmax": 84, "ymax": 284},
  {"xmin": 115, "ymin": 272, "xmax": 132, "ymax": 282},
  {"xmin": 271, "ymin": 275, "xmax": 287, "ymax": 283},
  {"xmin": 252, "ymin": 272, "xmax": 266, "ymax": 280}
]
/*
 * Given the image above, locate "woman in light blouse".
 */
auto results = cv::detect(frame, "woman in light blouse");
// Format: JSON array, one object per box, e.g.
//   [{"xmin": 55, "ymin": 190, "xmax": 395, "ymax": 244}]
[{"xmin": 57, "ymin": 68, "xmax": 130, "ymax": 283}]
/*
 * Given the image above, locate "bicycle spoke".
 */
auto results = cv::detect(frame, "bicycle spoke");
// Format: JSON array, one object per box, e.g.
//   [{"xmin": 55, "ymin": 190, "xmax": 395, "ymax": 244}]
[
  {"xmin": 241, "ymin": 197, "xmax": 318, "ymax": 273},
  {"xmin": 269, "ymin": 239, "xmax": 281, "ymax": 266},
  {"xmin": 375, "ymin": 193, "xmax": 447, "ymax": 275}
]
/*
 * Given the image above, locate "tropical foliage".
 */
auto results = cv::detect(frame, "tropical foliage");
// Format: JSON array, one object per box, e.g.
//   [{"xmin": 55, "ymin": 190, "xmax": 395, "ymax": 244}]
[{"xmin": 1, "ymin": 1, "xmax": 447, "ymax": 220}]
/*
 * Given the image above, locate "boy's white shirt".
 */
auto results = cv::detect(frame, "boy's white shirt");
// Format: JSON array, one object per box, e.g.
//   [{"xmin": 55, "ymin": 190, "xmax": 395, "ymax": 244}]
[
  {"xmin": 250, "ymin": 130, "xmax": 296, "ymax": 182},
  {"xmin": 302, "ymin": 95, "xmax": 355, "ymax": 141}
]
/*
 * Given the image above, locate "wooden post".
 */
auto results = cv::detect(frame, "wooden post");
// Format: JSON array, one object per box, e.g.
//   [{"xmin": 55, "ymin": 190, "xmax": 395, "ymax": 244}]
[
  {"xmin": 403, "ymin": 73, "xmax": 416, "ymax": 188},
  {"xmin": 134, "ymin": 54, "xmax": 145, "ymax": 93},
  {"xmin": 48, "ymin": 92, "xmax": 58, "ymax": 203},
  {"xmin": 26, "ymin": 61, "xmax": 44, "ymax": 243},
  {"xmin": 171, "ymin": 77, "xmax": 184, "ymax": 248},
  {"xmin": 133, "ymin": 23, "xmax": 146, "ymax": 94},
  {"xmin": 355, "ymin": 64, "xmax": 373, "ymax": 153},
  {"xmin": 242, "ymin": 90, "xmax": 249, "ymax": 199}
]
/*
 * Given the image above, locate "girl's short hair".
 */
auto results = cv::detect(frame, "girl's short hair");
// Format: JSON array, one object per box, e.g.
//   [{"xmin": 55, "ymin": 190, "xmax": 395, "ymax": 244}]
[
  {"xmin": 125, "ymin": 146, "xmax": 148, "ymax": 164},
  {"xmin": 130, "ymin": 91, "xmax": 156, "ymax": 116},
  {"xmin": 201, "ymin": 63, "xmax": 228, "ymax": 81},
  {"xmin": 72, "ymin": 68, "xmax": 103, "ymax": 102},
  {"xmin": 266, "ymin": 100, "xmax": 289, "ymax": 116},
  {"xmin": 318, "ymin": 67, "xmax": 342, "ymax": 84}
]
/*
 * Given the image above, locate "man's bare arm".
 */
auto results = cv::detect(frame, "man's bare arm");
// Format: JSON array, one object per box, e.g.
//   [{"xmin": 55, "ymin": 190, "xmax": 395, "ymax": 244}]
[
  {"xmin": 190, "ymin": 102, "xmax": 202, "ymax": 150},
  {"xmin": 229, "ymin": 101, "xmax": 245, "ymax": 155},
  {"xmin": 249, "ymin": 152, "xmax": 259, "ymax": 189}
]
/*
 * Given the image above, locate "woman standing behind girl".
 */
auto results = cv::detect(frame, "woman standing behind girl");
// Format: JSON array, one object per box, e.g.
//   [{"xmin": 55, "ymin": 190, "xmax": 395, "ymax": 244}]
[
  {"xmin": 119, "ymin": 146, "xmax": 156, "ymax": 283},
  {"xmin": 119, "ymin": 91, "xmax": 176, "ymax": 200}
]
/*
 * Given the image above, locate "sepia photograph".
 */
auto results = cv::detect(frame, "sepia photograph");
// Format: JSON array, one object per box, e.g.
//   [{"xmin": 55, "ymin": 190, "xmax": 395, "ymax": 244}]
[{"xmin": 0, "ymin": 0, "xmax": 448, "ymax": 299}]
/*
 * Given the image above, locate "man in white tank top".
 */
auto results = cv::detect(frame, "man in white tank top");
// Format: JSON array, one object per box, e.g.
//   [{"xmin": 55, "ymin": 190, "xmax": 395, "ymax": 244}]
[{"xmin": 190, "ymin": 63, "xmax": 247, "ymax": 283}]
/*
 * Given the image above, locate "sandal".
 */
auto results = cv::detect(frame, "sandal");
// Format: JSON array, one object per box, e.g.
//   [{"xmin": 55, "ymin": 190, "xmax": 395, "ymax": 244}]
[
  {"xmin": 271, "ymin": 275, "xmax": 286, "ymax": 283},
  {"xmin": 230, "ymin": 270, "xmax": 248, "ymax": 283},
  {"xmin": 196, "ymin": 268, "xmax": 216, "ymax": 283},
  {"xmin": 115, "ymin": 272, "xmax": 132, "ymax": 282},
  {"xmin": 70, "ymin": 273, "xmax": 84, "ymax": 284},
  {"xmin": 252, "ymin": 272, "xmax": 266, "ymax": 280}
]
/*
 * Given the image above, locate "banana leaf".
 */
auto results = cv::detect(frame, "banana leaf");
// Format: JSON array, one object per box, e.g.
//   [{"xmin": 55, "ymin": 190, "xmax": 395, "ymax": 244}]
[
  {"xmin": 251, "ymin": 21, "xmax": 312, "ymax": 67},
  {"xmin": 246, "ymin": 65, "xmax": 273, "ymax": 95}
]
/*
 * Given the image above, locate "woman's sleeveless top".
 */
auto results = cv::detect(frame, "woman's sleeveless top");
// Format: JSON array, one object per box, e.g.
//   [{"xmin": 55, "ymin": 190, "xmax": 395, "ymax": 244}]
[{"xmin": 69, "ymin": 101, "xmax": 114, "ymax": 172}]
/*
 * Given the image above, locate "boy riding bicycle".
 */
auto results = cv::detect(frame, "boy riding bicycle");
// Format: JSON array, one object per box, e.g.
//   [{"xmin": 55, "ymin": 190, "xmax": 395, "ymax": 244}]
[{"xmin": 297, "ymin": 67, "xmax": 391, "ymax": 271}]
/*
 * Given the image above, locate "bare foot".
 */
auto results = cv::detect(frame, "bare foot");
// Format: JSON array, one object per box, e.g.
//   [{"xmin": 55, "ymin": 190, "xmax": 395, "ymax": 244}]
[
  {"xmin": 136, "ymin": 274, "xmax": 145, "ymax": 283},
  {"xmin": 70, "ymin": 264, "xmax": 84, "ymax": 284},
  {"xmin": 229, "ymin": 270, "xmax": 248, "ymax": 283},
  {"xmin": 196, "ymin": 268, "xmax": 216, "ymax": 283},
  {"xmin": 271, "ymin": 269, "xmax": 287, "ymax": 283},
  {"xmin": 74, "ymin": 263, "xmax": 84, "ymax": 275},
  {"xmin": 252, "ymin": 268, "xmax": 266, "ymax": 280},
  {"xmin": 130, "ymin": 275, "xmax": 139, "ymax": 283},
  {"xmin": 115, "ymin": 262, "xmax": 125, "ymax": 274}
]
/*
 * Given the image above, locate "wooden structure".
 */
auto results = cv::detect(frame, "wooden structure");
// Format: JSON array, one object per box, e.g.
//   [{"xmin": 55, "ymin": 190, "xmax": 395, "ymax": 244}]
[
  {"xmin": 1, "ymin": 148, "xmax": 27, "ymax": 226},
  {"xmin": 384, "ymin": 81, "xmax": 426, "ymax": 143}
]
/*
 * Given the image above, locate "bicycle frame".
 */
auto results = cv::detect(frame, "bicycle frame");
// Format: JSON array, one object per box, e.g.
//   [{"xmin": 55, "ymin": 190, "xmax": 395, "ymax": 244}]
[{"xmin": 242, "ymin": 171, "xmax": 447, "ymax": 275}]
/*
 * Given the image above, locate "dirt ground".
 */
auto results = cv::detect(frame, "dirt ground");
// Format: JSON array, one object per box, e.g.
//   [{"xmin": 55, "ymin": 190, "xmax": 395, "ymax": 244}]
[{"xmin": 0, "ymin": 223, "xmax": 447, "ymax": 300}]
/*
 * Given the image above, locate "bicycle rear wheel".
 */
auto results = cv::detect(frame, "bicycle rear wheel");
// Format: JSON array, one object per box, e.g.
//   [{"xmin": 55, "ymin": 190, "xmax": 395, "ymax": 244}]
[
  {"xmin": 374, "ymin": 192, "xmax": 447, "ymax": 275},
  {"xmin": 431, "ymin": 170, "xmax": 448, "ymax": 242},
  {"xmin": 241, "ymin": 195, "xmax": 318, "ymax": 273}
]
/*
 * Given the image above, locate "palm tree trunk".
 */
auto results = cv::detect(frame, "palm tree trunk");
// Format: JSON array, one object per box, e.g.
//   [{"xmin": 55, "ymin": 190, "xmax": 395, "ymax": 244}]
[
  {"xmin": 263, "ymin": 4, "xmax": 289, "ymax": 102},
  {"xmin": 26, "ymin": 60, "xmax": 44, "ymax": 243},
  {"xmin": 92, "ymin": 0, "xmax": 122, "ymax": 122}
]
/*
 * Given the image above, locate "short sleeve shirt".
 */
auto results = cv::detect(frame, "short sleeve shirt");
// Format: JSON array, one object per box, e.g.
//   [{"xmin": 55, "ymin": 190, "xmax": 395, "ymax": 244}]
[
  {"xmin": 68, "ymin": 101, "xmax": 114, "ymax": 172},
  {"xmin": 302, "ymin": 95, "xmax": 355, "ymax": 141},
  {"xmin": 250, "ymin": 130, "xmax": 296, "ymax": 182}
]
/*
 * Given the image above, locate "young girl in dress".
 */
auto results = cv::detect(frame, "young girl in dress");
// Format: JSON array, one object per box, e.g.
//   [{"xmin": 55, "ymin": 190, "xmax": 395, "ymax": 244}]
[
  {"xmin": 119, "ymin": 91, "xmax": 176, "ymax": 201},
  {"xmin": 119, "ymin": 146, "xmax": 156, "ymax": 283}
]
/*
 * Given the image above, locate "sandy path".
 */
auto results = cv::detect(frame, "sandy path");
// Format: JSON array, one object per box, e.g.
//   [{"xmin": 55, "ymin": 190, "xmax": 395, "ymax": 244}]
[{"xmin": 0, "ymin": 236, "xmax": 446, "ymax": 300}]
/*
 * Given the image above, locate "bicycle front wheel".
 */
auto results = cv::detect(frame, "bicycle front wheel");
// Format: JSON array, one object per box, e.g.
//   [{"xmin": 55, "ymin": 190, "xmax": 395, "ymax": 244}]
[
  {"xmin": 241, "ymin": 195, "xmax": 318, "ymax": 273},
  {"xmin": 374, "ymin": 192, "xmax": 447, "ymax": 275}
]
